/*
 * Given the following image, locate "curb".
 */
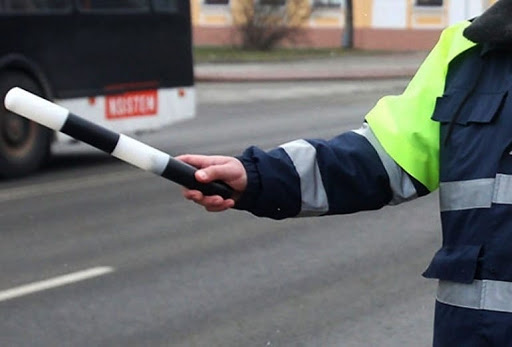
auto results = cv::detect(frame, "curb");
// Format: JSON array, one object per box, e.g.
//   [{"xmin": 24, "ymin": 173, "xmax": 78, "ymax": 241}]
[{"xmin": 194, "ymin": 68, "xmax": 417, "ymax": 82}]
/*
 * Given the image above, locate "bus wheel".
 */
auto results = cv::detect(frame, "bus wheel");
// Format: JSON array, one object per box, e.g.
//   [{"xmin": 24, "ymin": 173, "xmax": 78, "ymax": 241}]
[{"xmin": 0, "ymin": 71, "xmax": 53, "ymax": 178}]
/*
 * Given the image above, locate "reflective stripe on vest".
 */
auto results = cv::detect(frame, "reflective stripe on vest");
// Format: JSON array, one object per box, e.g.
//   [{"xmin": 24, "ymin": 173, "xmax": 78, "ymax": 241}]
[
  {"xmin": 440, "ymin": 174, "xmax": 512, "ymax": 211},
  {"xmin": 437, "ymin": 280, "xmax": 512, "ymax": 313}
]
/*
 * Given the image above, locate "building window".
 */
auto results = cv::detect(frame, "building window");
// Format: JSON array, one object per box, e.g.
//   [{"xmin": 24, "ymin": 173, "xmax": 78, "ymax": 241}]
[
  {"xmin": 204, "ymin": 0, "xmax": 229, "ymax": 4},
  {"xmin": 2, "ymin": 0, "xmax": 71, "ymax": 12},
  {"xmin": 313, "ymin": 0, "xmax": 342, "ymax": 7},
  {"xmin": 259, "ymin": 0, "xmax": 286, "ymax": 5},
  {"xmin": 152, "ymin": 0, "xmax": 178, "ymax": 11},
  {"xmin": 416, "ymin": 0, "xmax": 443, "ymax": 6},
  {"xmin": 77, "ymin": 0, "xmax": 149, "ymax": 11}
]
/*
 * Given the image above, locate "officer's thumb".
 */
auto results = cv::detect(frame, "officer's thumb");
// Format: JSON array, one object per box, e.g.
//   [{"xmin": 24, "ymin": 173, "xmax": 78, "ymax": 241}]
[{"xmin": 195, "ymin": 169, "xmax": 210, "ymax": 183}]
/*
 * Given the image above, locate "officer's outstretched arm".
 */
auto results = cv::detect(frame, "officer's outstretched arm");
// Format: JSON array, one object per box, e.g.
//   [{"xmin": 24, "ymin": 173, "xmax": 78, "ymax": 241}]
[
  {"xmin": 225, "ymin": 21, "xmax": 479, "ymax": 220},
  {"xmin": 229, "ymin": 123, "xmax": 428, "ymax": 220},
  {"xmin": 180, "ymin": 21, "xmax": 477, "ymax": 219}
]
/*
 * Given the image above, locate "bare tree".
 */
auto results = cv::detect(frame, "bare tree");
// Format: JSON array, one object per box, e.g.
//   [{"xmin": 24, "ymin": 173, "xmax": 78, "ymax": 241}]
[{"xmin": 233, "ymin": 0, "xmax": 312, "ymax": 51}]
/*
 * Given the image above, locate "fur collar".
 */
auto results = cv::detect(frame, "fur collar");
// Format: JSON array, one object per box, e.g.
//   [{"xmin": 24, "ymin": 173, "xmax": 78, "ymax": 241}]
[{"xmin": 463, "ymin": 0, "xmax": 512, "ymax": 45}]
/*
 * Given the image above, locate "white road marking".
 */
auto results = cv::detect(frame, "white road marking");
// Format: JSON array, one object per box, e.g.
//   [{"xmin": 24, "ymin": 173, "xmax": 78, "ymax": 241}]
[{"xmin": 0, "ymin": 266, "xmax": 114, "ymax": 302}]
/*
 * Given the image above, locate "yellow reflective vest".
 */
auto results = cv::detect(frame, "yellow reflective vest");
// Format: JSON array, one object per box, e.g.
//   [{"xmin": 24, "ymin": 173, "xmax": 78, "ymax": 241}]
[{"xmin": 365, "ymin": 21, "xmax": 477, "ymax": 192}]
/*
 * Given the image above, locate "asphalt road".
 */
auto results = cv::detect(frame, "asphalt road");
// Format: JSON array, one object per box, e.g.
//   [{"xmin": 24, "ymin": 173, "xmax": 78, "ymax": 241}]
[{"xmin": 0, "ymin": 80, "xmax": 440, "ymax": 347}]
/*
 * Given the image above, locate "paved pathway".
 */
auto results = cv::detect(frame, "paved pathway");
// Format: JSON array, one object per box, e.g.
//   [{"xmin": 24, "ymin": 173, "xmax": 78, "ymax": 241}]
[{"xmin": 194, "ymin": 51, "xmax": 429, "ymax": 82}]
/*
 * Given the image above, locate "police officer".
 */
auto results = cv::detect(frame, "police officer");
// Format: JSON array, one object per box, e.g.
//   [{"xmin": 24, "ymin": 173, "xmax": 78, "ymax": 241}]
[{"xmin": 179, "ymin": 0, "xmax": 512, "ymax": 345}]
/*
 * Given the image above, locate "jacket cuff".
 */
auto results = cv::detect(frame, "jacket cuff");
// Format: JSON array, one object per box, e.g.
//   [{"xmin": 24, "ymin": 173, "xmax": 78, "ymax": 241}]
[{"xmin": 233, "ymin": 153, "xmax": 261, "ymax": 211}]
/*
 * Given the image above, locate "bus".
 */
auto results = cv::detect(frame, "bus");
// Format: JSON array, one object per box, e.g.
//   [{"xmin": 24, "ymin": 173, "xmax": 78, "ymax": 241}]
[{"xmin": 0, "ymin": 0, "xmax": 195, "ymax": 177}]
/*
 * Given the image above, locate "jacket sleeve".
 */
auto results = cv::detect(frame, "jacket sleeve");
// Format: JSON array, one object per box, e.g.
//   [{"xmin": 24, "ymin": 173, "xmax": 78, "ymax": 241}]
[
  {"xmin": 234, "ymin": 124, "xmax": 428, "ymax": 220},
  {"xmin": 232, "ymin": 21, "xmax": 478, "ymax": 220}
]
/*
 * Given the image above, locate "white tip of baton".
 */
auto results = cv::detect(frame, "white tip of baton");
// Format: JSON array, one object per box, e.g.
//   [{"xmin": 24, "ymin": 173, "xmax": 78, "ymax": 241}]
[{"xmin": 4, "ymin": 87, "xmax": 69, "ymax": 131}]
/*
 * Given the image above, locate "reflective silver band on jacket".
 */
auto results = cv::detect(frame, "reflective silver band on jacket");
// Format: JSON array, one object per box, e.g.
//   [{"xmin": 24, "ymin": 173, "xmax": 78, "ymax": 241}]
[
  {"xmin": 437, "ymin": 280, "xmax": 512, "ymax": 313},
  {"xmin": 280, "ymin": 139, "xmax": 329, "ymax": 217},
  {"xmin": 279, "ymin": 124, "xmax": 418, "ymax": 216},
  {"xmin": 352, "ymin": 124, "xmax": 417, "ymax": 205},
  {"xmin": 440, "ymin": 174, "xmax": 512, "ymax": 212}
]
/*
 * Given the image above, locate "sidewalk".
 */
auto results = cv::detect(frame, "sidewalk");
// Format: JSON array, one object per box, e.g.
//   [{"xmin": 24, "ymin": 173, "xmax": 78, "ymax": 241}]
[{"xmin": 194, "ymin": 51, "xmax": 428, "ymax": 82}]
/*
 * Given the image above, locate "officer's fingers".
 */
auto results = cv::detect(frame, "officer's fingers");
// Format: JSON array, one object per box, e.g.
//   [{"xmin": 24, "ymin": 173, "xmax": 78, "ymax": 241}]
[
  {"xmin": 196, "ymin": 161, "xmax": 244, "ymax": 185},
  {"xmin": 200, "ymin": 195, "xmax": 225, "ymax": 206},
  {"xmin": 177, "ymin": 154, "xmax": 229, "ymax": 170},
  {"xmin": 182, "ymin": 189, "xmax": 203, "ymax": 202},
  {"xmin": 176, "ymin": 154, "xmax": 207, "ymax": 168},
  {"xmin": 204, "ymin": 198, "xmax": 235, "ymax": 212},
  {"xmin": 182, "ymin": 188, "xmax": 234, "ymax": 210},
  {"xmin": 205, "ymin": 205, "xmax": 230, "ymax": 212},
  {"xmin": 196, "ymin": 195, "xmax": 233, "ymax": 210}
]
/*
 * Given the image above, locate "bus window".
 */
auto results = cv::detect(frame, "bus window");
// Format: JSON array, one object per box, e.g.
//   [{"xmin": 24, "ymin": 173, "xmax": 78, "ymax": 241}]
[
  {"xmin": 151, "ymin": 0, "xmax": 178, "ymax": 12},
  {"xmin": 77, "ymin": 0, "xmax": 149, "ymax": 11},
  {"xmin": 0, "ymin": 0, "xmax": 194, "ymax": 178},
  {"xmin": 2, "ymin": 0, "xmax": 71, "ymax": 12}
]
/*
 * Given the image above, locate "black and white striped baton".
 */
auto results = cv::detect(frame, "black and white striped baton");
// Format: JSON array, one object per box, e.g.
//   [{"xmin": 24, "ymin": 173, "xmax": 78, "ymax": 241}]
[{"xmin": 4, "ymin": 87, "xmax": 233, "ymax": 199}]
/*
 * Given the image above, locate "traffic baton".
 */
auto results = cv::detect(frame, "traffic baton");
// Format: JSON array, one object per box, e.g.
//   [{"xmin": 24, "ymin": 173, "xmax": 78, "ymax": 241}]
[{"xmin": 4, "ymin": 87, "xmax": 234, "ymax": 199}]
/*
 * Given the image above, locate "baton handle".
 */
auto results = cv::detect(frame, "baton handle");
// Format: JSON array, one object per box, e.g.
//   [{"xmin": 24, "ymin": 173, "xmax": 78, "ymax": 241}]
[{"xmin": 4, "ymin": 87, "xmax": 234, "ymax": 199}]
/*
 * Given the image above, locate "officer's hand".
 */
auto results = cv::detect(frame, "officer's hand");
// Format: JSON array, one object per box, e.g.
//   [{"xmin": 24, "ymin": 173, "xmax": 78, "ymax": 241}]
[{"xmin": 177, "ymin": 154, "xmax": 247, "ymax": 212}]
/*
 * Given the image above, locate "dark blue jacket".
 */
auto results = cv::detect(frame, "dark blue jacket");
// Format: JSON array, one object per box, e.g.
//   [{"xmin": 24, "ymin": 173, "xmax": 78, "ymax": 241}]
[{"xmin": 423, "ymin": 43, "xmax": 512, "ymax": 283}]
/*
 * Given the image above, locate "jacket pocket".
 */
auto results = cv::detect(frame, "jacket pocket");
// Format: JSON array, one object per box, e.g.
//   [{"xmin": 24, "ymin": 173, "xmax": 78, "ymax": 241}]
[
  {"xmin": 422, "ymin": 245, "xmax": 482, "ymax": 283},
  {"xmin": 431, "ymin": 91, "xmax": 507, "ymax": 125}
]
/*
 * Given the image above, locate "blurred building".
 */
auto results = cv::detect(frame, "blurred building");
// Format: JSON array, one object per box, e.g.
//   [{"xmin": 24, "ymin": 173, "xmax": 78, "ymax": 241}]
[{"xmin": 191, "ymin": 0, "xmax": 497, "ymax": 51}]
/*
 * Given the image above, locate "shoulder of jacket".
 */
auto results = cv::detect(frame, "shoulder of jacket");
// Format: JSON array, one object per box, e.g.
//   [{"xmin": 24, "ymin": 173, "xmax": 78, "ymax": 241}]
[
  {"xmin": 440, "ymin": 21, "xmax": 472, "ymax": 42},
  {"xmin": 435, "ymin": 21, "xmax": 477, "ymax": 64}
]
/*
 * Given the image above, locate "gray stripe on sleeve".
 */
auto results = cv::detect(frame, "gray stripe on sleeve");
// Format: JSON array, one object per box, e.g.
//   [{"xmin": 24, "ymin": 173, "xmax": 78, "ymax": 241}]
[
  {"xmin": 352, "ymin": 123, "xmax": 417, "ymax": 205},
  {"xmin": 279, "ymin": 139, "xmax": 329, "ymax": 217}
]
